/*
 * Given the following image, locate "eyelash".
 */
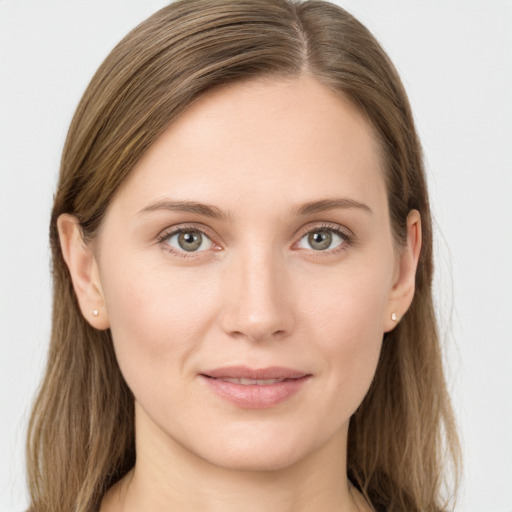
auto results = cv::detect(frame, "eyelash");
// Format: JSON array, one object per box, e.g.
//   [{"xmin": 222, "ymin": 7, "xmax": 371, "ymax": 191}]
[{"xmin": 156, "ymin": 222, "xmax": 353, "ymax": 259}]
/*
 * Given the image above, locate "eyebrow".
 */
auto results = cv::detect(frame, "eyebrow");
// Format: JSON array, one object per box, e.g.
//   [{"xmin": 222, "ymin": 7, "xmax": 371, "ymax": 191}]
[
  {"xmin": 137, "ymin": 200, "xmax": 231, "ymax": 220},
  {"xmin": 137, "ymin": 197, "xmax": 372, "ymax": 220},
  {"xmin": 293, "ymin": 198, "xmax": 373, "ymax": 216}
]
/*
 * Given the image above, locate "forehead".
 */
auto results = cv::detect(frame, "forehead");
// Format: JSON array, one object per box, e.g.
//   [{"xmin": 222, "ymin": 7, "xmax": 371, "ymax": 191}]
[{"xmin": 112, "ymin": 74, "xmax": 387, "ymax": 218}]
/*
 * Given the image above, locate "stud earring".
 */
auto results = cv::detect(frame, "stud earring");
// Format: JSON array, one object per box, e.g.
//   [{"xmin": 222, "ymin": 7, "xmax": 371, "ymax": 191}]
[
  {"xmin": 92, "ymin": 309, "xmax": 99, "ymax": 317},
  {"xmin": 391, "ymin": 312, "xmax": 397, "ymax": 322}
]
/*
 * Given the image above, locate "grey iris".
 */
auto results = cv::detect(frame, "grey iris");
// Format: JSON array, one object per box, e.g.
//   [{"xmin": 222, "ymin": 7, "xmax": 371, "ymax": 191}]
[
  {"xmin": 178, "ymin": 231, "xmax": 202, "ymax": 251},
  {"xmin": 308, "ymin": 230, "xmax": 332, "ymax": 250}
]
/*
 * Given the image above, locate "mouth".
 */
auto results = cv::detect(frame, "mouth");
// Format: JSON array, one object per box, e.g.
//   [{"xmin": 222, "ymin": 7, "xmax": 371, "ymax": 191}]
[
  {"xmin": 199, "ymin": 366, "xmax": 312, "ymax": 409},
  {"xmin": 201, "ymin": 365, "xmax": 309, "ymax": 380},
  {"xmin": 212, "ymin": 377, "xmax": 291, "ymax": 385}
]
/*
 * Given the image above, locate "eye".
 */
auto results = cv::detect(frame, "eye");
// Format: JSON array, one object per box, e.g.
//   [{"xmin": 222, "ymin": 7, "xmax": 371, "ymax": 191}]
[
  {"xmin": 296, "ymin": 227, "xmax": 348, "ymax": 252},
  {"xmin": 164, "ymin": 229, "xmax": 213, "ymax": 253}
]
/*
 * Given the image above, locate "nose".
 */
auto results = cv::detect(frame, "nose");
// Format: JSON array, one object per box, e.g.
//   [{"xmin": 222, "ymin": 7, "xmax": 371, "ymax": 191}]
[{"xmin": 219, "ymin": 248, "xmax": 295, "ymax": 343}]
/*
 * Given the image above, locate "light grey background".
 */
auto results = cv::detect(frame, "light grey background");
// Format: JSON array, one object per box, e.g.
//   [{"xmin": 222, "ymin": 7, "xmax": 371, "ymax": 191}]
[{"xmin": 1, "ymin": 1, "xmax": 511, "ymax": 511}]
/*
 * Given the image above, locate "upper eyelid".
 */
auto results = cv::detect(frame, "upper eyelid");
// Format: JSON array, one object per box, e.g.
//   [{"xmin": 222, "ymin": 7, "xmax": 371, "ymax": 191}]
[
  {"xmin": 295, "ymin": 221, "xmax": 353, "ymax": 239},
  {"xmin": 157, "ymin": 223, "xmax": 217, "ymax": 241}
]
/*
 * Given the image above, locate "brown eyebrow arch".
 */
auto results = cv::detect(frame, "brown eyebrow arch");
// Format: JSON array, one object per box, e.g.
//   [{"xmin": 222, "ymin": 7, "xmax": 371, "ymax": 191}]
[
  {"xmin": 137, "ymin": 200, "xmax": 231, "ymax": 220},
  {"xmin": 294, "ymin": 198, "xmax": 373, "ymax": 216}
]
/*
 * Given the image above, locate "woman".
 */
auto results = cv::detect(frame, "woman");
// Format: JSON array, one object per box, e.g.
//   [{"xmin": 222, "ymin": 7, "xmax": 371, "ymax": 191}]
[{"xmin": 26, "ymin": 1, "xmax": 460, "ymax": 511}]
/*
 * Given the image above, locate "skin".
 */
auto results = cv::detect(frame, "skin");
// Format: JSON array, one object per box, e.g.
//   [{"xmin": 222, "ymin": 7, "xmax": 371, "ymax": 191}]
[{"xmin": 58, "ymin": 74, "xmax": 421, "ymax": 512}]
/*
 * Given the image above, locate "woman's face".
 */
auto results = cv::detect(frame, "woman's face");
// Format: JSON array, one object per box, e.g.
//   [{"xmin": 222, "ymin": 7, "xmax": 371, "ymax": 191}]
[{"xmin": 90, "ymin": 75, "xmax": 406, "ymax": 471}]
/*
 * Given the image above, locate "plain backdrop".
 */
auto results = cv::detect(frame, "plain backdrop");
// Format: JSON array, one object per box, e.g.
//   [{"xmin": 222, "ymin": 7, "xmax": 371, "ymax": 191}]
[{"xmin": 1, "ymin": 1, "xmax": 511, "ymax": 511}]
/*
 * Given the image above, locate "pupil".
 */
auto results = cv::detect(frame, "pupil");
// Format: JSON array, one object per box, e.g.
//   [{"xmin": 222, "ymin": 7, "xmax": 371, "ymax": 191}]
[
  {"xmin": 178, "ymin": 231, "xmax": 202, "ymax": 251},
  {"xmin": 308, "ymin": 230, "xmax": 332, "ymax": 251}
]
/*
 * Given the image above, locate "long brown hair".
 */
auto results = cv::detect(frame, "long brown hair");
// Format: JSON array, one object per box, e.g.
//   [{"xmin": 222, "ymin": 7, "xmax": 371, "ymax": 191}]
[{"xmin": 26, "ymin": 1, "xmax": 460, "ymax": 511}]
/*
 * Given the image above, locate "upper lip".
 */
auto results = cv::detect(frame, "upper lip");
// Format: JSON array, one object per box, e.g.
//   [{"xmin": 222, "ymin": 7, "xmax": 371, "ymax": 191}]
[{"xmin": 201, "ymin": 366, "xmax": 310, "ymax": 380}]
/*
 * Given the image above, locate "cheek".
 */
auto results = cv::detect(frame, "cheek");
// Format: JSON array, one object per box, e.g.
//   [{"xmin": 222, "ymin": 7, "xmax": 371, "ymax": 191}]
[
  {"xmin": 301, "ymin": 259, "xmax": 392, "ymax": 411},
  {"xmin": 99, "ymin": 254, "xmax": 220, "ymax": 396}
]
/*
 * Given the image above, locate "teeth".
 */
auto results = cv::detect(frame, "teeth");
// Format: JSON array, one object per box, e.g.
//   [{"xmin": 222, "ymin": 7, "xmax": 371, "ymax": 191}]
[{"xmin": 221, "ymin": 378, "xmax": 286, "ymax": 385}]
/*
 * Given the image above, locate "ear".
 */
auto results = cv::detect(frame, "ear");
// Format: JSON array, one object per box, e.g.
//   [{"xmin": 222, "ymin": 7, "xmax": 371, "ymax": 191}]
[
  {"xmin": 57, "ymin": 214, "xmax": 110, "ymax": 330},
  {"xmin": 384, "ymin": 209, "xmax": 422, "ymax": 332}
]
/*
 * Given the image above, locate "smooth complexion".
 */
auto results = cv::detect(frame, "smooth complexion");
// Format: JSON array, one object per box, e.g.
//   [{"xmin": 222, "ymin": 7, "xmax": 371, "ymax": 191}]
[{"xmin": 58, "ymin": 74, "xmax": 421, "ymax": 512}]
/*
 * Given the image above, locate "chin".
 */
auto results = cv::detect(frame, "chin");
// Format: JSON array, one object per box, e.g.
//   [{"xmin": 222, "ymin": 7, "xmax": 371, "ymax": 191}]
[
  {"xmin": 181, "ymin": 420, "xmax": 342, "ymax": 474},
  {"xmin": 210, "ymin": 445, "xmax": 304, "ymax": 473},
  {"xmin": 202, "ymin": 448, "xmax": 308, "ymax": 473}
]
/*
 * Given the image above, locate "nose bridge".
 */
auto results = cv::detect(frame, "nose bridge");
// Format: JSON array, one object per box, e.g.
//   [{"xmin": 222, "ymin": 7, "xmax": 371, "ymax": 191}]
[{"xmin": 221, "ymin": 244, "xmax": 293, "ymax": 342}]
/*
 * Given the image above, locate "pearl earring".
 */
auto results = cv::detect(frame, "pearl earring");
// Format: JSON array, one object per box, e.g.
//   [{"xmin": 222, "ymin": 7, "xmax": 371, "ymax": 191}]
[
  {"xmin": 92, "ymin": 309, "xmax": 99, "ymax": 317},
  {"xmin": 391, "ymin": 312, "xmax": 397, "ymax": 322}
]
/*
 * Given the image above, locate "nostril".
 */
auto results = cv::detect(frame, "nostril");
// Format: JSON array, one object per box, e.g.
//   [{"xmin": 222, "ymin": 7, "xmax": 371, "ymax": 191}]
[{"xmin": 227, "ymin": 328, "xmax": 288, "ymax": 342}]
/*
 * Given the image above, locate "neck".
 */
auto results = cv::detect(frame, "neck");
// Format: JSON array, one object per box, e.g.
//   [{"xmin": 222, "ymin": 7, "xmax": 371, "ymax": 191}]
[{"xmin": 102, "ymin": 405, "xmax": 367, "ymax": 512}]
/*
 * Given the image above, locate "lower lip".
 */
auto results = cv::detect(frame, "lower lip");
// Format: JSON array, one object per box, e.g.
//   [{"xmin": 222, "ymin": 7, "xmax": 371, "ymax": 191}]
[{"xmin": 200, "ymin": 375, "xmax": 311, "ymax": 409}]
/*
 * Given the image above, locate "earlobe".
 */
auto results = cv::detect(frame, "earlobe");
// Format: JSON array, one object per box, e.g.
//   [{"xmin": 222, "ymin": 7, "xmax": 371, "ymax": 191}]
[
  {"xmin": 57, "ymin": 214, "xmax": 110, "ymax": 330},
  {"xmin": 384, "ymin": 210, "xmax": 422, "ymax": 332}
]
